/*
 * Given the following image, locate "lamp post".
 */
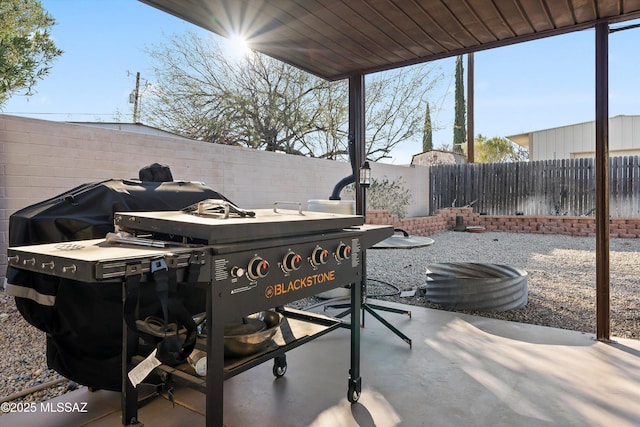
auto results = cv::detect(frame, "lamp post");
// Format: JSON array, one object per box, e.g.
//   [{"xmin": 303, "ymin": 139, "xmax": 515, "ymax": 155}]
[
  {"xmin": 359, "ymin": 161, "xmax": 371, "ymax": 187},
  {"xmin": 359, "ymin": 161, "xmax": 371, "ymax": 221}
]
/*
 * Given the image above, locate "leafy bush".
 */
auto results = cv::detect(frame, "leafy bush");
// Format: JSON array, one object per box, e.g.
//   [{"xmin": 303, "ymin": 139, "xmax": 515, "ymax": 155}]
[{"xmin": 346, "ymin": 176, "xmax": 412, "ymax": 219}]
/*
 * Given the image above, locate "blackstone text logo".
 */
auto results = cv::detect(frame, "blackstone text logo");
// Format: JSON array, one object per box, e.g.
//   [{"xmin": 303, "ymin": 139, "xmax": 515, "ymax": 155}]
[{"xmin": 265, "ymin": 270, "xmax": 336, "ymax": 298}]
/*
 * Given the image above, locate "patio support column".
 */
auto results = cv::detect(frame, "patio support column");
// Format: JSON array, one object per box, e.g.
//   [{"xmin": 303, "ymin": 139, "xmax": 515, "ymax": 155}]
[
  {"xmin": 348, "ymin": 73, "xmax": 365, "ymax": 403},
  {"xmin": 467, "ymin": 52, "xmax": 474, "ymax": 163},
  {"xmin": 349, "ymin": 74, "xmax": 366, "ymax": 217},
  {"xmin": 595, "ymin": 22, "xmax": 610, "ymax": 341}
]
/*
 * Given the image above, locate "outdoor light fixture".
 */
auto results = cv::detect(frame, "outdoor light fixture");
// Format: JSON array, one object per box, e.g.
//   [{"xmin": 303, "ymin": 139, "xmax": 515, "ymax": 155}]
[{"xmin": 360, "ymin": 161, "xmax": 371, "ymax": 187}]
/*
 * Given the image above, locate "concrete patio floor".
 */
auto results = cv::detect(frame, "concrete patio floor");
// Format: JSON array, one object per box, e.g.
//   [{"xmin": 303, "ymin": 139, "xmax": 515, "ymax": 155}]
[{"xmin": 4, "ymin": 299, "xmax": 640, "ymax": 427}]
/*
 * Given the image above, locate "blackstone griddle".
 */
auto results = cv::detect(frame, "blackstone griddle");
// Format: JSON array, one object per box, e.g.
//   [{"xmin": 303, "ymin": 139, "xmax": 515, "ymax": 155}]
[{"xmin": 7, "ymin": 204, "xmax": 392, "ymax": 427}]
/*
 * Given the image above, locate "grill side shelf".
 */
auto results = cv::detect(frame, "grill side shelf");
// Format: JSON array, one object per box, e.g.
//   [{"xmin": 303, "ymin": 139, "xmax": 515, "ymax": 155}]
[
  {"xmin": 7, "ymin": 239, "xmax": 209, "ymax": 283},
  {"xmin": 7, "ymin": 249, "xmax": 103, "ymax": 283}
]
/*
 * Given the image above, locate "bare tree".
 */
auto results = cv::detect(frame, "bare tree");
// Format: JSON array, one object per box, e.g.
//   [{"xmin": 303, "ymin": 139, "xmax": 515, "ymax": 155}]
[
  {"xmin": 144, "ymin": 32, "xmax": 443, "ymax": 160},
  {"xmin": 365, "ymin": 67, "xmax": 442, "ymax": 160}
]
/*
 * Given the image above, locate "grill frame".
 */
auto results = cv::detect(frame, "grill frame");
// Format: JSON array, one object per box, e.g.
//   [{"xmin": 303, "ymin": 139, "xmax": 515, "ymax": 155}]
[{"xmin": 7, "ymin": 208, "xmax": 392, "ymax": 427}]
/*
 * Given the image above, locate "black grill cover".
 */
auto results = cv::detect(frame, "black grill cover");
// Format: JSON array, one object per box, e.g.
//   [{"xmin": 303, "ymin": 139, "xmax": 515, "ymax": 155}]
[
  {"xmin": 7, "ymin": 178, "xmax": 228, "ymax": 391},
  {"xmin": 8, "ymin": 178, "xmax": 230, "ymax": 246}
]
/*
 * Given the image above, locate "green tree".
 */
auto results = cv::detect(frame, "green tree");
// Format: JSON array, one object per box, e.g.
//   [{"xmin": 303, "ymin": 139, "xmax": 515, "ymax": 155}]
[
  {"xmin": 367, "ymin": 176, "xmax": 412, "ymax": 219},
  {"xmin": 144, "ymin": 32, "xmax": 443, "ymax": 160},
  {"xmin": 453, "ymin": 55, "xmax": 466, "ymax": 154},
  {"xmin": 422, "ymin": 102, "xmax": 432, "ymax": 152},
  {"xmin": 345, "ymin": 176, "xmax": 412, "ymax": 218},
  {"xmin": 472, "ymin": 134, "xmax": 528, "ymax": 163},
  {"xmin": 0, "ymin": 0, "xmax": 62, "ymax": 107}
]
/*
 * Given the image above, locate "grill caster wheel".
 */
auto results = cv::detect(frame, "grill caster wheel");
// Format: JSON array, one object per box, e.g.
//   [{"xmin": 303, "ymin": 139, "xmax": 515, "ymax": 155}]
[
  {"xmin": 347, "ymin": 378, "xmax": 361, "ymax": 403},
  {"xmin": 273, "ymin": 355, "xmax": 287, "ymax": 377}
]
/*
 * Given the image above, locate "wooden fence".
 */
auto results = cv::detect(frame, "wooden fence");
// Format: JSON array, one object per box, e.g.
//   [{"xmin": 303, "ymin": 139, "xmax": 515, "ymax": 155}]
[{"xmin": 429, "ymin": 156, "xmax": 640, "ymax": 217}]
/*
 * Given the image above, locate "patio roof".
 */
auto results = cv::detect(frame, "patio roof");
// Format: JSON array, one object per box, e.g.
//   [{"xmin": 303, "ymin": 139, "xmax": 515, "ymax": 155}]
[{"xmin": 139, "ymin": 0, "xmax": 640, "ymax": 81}]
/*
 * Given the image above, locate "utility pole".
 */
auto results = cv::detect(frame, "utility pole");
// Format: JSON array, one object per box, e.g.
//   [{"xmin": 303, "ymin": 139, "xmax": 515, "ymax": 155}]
[{"xmin": 132, "ymin": 72, "xmax": 140, "ymax": 123}]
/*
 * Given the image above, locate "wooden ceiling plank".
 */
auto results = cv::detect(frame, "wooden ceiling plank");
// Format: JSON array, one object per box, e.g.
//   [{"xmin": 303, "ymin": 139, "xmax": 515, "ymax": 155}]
[
  {"xmin": 492, "ymin": 0, "xmax": 537, "ymax": 35},
  {"xmin": 466, "ymin": 0, "xmax": 519, "ymax": 40},
  {"xmin": 310, "ymin": 0, "xmax": 407, "ymax": 64},
  {"xmin": 440, "ymin": 0, "xmax": 490, "ymax": 46},
  {"xmin": 408, "ymin": 1, "xmax": 469, "ymax": 50},
  {"xmin": 519, "ymin": 0, "xmax": 556, "ymax": 31},
  {"xmin": 543, "ymin": 0, "xmax": 578, "ymax": 27},
  {"xmin": 623, "ymin": 0, "xmax": 640, "ymax": 12},
  {"xmin": 572, "ymin": 0, "xmax": 598, "ymax": 22},
  {"xmin": 457, "ymin": 0, "xmax": 503, "ymax": 43},
  {"xmin": 337, "ymin": 0, "xmax": 427, "ymax": 61},
  {"xmin": 417, "ymin": 1, "xmax": 480, "ymax": 48},
  {"xmin": 354, "ymin": 0, "xmax": 439, "ymax": 57},
  {"xmin": 393, "ymin": 0, "xmax": 451, "ymax": 53},
  {"xmin": 596, "ymin": 0, "xmax": 622, "ymax": 16},
  {"xmin": 254, "ymin": 1, "xmax": 386, "ymax": 73}
]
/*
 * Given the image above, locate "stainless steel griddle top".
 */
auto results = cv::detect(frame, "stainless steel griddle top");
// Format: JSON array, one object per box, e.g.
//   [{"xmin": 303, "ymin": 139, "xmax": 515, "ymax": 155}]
[{"xmin": 114, "ymin": 208, "xmax": 364, "ymax": 244}]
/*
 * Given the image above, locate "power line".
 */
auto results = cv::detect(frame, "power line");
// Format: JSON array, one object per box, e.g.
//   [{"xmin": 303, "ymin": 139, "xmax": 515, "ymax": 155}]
[{"xmin": 5, "ymin": 112, "xmax": 116, "ymax": 115}]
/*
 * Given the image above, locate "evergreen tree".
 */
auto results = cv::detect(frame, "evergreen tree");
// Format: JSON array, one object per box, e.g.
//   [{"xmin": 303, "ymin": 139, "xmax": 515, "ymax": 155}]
[
  {"xmin": 422, "ymin": 102, "xmax": 433, "ymax": 152},
  {"xmin": 0, "ymin": 0, "xmax": 62, "ymax": 107},
  {"xmin": 453, "ymin": 55, "xmax": 466, "ymax": 154}
]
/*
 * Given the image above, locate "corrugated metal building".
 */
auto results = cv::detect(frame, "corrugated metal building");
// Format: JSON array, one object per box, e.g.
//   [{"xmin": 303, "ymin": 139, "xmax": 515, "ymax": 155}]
[{"xmin": 508, "ymin": 115, "xmax": 640, "ymax": 161}]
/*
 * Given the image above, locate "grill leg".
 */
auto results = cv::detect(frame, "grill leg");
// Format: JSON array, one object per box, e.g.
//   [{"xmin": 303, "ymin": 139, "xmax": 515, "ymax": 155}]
[
  {"xmin": 122, "ymin": 279, "xmax": 142, "ymax": 426},
  {"xmin": 122, "ymin": 346, "xmax": 141, "ymax": 426},
  {"xmin": 348, "ymin": 276, "xmax": 362, "ymax": 403},
  {"xmin": 206, "ymin": 287, "xmax": 225, "ymax": 427}
]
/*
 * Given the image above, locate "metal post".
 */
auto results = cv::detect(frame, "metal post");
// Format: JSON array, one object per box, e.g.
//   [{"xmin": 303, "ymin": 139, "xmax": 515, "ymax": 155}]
[
  {"xmin": 467, "ymin": 52, "xmax": 474, "ymax": 163},
  {"xmin": 595, "ymin": 22, "xmax": 610, "ymax": 341},
  {"xmin": 349, "ymin": 75, "xmax": 366, "ymax": 217},
  {"xmin": 347, "ymin": 74, "xmax": 365, "ymax": 403}
]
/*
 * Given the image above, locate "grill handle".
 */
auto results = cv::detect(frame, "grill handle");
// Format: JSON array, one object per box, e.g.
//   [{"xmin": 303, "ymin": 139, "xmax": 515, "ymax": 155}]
[
  {"xmin": 182, "ymin": 199, "xmax": 256, "ymax": 218},
  {"xmin": 272, "ymin": 201, "xmax": 303, "ymax": 215}
]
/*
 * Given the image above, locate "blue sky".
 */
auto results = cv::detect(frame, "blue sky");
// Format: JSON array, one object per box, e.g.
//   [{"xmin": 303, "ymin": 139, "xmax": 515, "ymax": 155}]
[{"xmin": 3, "ymin": 1, "xmax": 639, "ymax": 164}]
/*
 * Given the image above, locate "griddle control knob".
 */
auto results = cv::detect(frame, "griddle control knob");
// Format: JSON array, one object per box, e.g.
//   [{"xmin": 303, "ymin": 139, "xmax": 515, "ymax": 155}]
[
  {"xmin": 310, "ymin": 246, "xmax": 329, "ymax": 267},
  {"xmin": 230, "ymin": 266, "xmax": 245, "ymax": 278},
  {"xmin": 282, "ymin": 251, "xmax": 302, "ymax": 272},
  {"xmin": 335, "ymin": 242, "xmax": 351, "ymax": 261},
  {"xmin": 247, "ymin": 256, "xmax": 270, "ymax": 280}
]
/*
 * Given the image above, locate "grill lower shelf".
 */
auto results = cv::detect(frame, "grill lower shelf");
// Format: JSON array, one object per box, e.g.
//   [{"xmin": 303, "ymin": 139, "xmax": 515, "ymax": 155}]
[{"xmin": 132, "ymin": 308, "xmax": 343, "ymax": 393}]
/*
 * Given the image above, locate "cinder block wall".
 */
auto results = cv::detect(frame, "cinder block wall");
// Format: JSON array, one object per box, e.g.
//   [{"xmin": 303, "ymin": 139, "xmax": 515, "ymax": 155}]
[
  {"xmin": 367, "ymin": 207, "xmax": 640, "ymax": 238},
  {"xmin": 0, "ymin": 115, "xmax": 429, "ymax": 284}
]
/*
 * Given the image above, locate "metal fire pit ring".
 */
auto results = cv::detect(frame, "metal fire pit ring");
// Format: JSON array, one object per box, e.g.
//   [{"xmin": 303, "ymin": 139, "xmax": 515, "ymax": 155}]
[{"xmin": 423, "ymin": 263, "xmax": 528, "ymax": 312}]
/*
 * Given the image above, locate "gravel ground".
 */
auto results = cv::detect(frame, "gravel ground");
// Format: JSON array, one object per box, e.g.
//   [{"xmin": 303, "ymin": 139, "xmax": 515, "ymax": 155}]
[
  {"xmin": 365, "ymin": 231, "xmax": 640, "ymax": 340},
  {"xmin": 0, "ymin": 293, "xmax": 76, "ymax": 408},
  {"xmin": 1, "ymin": 230, "xmax": 639, "ymax": 406}
]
